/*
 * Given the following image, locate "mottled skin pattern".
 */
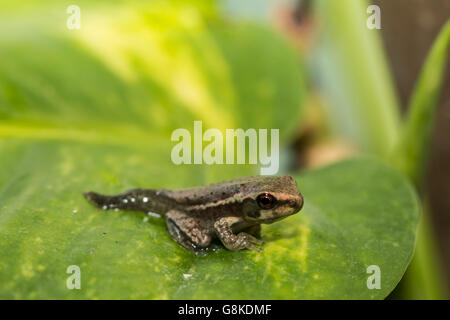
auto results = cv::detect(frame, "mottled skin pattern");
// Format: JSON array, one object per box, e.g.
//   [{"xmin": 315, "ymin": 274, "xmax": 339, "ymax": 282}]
[{"xmin": 84, "ymin": 176, "xmax": 303, "ymax": 254}]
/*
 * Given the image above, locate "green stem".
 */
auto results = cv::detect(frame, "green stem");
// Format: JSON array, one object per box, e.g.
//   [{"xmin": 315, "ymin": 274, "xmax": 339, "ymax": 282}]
[
  {"xmin": 393, "ymin": 20, "xmax": 450, "ymax": 185},
  {"xmin": 391, "ymin": 19, "xmax": 450, "ymax": 300}
]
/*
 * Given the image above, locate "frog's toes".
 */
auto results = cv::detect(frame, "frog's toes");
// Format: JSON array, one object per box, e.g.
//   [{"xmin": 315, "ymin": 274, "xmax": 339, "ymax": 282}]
[
  {"xmin": 246, "ymin": 242, "xmax": 264, "ymax": 252},
  {"xmin": 240, "ymin": 233, "xmax": 265, "ymax": 246},
  {"xmin": 237, "ymin": 233, "xmax": 265, "ymax": 251},
  {"xmin": 252, "ymin": 238, "xmax": 265, "ymax": 246}
]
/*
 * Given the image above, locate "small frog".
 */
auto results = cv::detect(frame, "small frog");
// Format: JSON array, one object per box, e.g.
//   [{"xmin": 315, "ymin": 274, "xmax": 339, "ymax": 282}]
[{"xmin": 84, "ymin": 175, "xmax": 303, "ymax": 254}]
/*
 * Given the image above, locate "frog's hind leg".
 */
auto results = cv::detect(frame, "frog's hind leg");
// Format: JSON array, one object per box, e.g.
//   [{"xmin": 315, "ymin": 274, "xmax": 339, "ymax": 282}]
[{"xmin": 165, "ymin": 210, "xmax": 211, "ymax": 254}]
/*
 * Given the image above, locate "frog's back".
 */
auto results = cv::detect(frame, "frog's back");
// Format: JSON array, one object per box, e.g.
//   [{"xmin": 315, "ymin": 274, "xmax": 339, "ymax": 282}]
[
  {"xmin": 164, "ymin": 178, "xmax": 241, "ymax": 206},
  {"xmin": 164, "ymin": 175, "xmax": 296, "ymax": 206}
]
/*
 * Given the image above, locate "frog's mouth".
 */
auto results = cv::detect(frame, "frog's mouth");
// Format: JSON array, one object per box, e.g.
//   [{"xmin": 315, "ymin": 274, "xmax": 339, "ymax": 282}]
[{"xmin": 262, "ymin": 216, "xmax": 286, "ymax": 224}]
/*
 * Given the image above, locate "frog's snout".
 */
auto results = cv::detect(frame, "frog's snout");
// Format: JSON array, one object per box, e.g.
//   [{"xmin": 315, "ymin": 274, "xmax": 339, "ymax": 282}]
[{"xmin": 292, "ymin": 194, "xmax": 304, "ymax": 212}]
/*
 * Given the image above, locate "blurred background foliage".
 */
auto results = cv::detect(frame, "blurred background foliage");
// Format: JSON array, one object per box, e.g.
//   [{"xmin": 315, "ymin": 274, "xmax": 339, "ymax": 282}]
[
  {"xmin": 0, "ymin": 0, "xmax": 449, "ymax": 299},
  {"xmin": 274, "ymin": 0, "xmax": 450, "ymax": 299}
]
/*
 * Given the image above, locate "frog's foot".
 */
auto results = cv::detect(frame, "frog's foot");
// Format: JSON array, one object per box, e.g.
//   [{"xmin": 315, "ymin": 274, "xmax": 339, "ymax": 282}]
[
  {"xmin": 235, "ymin": 233, "xmax": 265, "ymax": 252},
  {"xmin": 165, "ymin": 210, "xmax": 211, "ymax": 255},
  {"xmin": 214, "ymin": 217, "xmax": 265, "ymax": 252}
]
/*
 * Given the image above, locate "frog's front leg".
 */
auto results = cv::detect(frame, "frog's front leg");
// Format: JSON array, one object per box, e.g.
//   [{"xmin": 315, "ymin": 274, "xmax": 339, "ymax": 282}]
[
  {"xmin": 214, "ymin": 217, "xmax": 264, "ymax": 252},
  {"xmin": 165, "ymin": 210, "xmax": 211, "ymax": 253}
]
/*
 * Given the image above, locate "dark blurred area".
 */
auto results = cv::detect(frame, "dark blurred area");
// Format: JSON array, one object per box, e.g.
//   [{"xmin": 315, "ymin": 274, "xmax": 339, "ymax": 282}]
[{"xmin": 371, "ymin": 0, "xmax": 450, "ymax": 291}]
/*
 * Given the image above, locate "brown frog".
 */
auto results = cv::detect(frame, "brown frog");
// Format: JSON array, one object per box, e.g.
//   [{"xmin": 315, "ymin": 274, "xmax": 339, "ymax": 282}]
[{"xmin": 84, "ymin": 175, "xmax": 303, "ymax": 254}]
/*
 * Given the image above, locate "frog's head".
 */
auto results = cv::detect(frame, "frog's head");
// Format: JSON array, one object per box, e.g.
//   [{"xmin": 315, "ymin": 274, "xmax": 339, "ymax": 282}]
[{"xmin": 242, "ymin": 176, "xmax": 303, "ymax": 224}]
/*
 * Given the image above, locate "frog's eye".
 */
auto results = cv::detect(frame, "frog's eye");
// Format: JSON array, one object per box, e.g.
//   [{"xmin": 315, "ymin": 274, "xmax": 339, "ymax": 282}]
[{"xmin": 256, "ymin": 192, "xmax": 277, "ymax": 209}]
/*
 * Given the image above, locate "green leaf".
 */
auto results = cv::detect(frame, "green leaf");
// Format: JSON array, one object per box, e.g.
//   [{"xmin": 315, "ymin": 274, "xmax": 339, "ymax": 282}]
[
  {"xmin": 0, "ymin": 1, "xmax": 419, "ymax": 299},
  {"xmin": 0, "ymin": 147, "xmax": 419, "ymax": 299},
  {"xmin": 171, "ymin": 158, "xmax": 419, "ymax": 300},
  {"xmin": 392, "ymin": 19, "xmax": 450, "ymax": 185},
  {"xmin": 0, "ymin": 1, "xmax": 305, "ymax": 141}
]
